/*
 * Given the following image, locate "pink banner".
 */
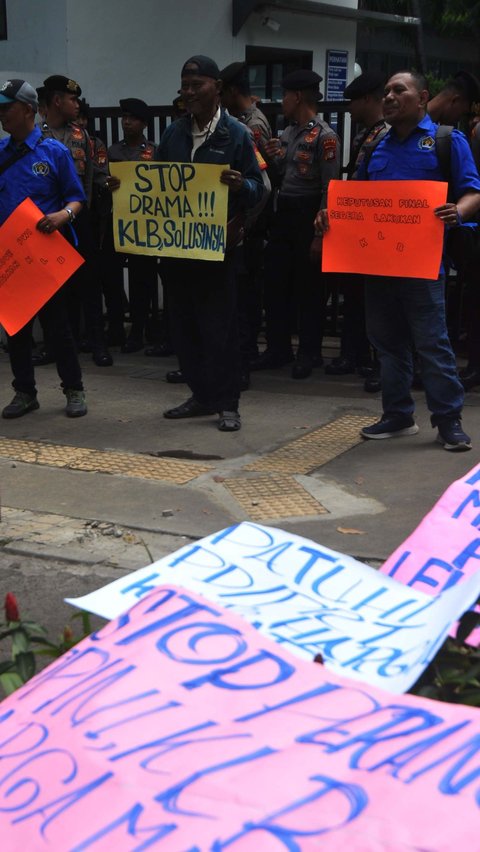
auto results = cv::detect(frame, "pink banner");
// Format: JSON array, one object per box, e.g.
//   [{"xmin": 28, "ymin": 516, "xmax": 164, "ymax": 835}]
[
  {"xmin": 380, "ymin": 462, "xmax": 480, "ymax": 642},
  {"xmin": 1, "ymin": 585, "xmax": 479, "ymax": 850}
]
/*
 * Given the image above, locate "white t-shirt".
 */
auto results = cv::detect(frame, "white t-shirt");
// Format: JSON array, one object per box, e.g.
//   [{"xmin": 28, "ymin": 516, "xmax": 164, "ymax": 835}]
[{"xmin": 191, "ymin": 106, "xmax": 221, "ymax": 159}]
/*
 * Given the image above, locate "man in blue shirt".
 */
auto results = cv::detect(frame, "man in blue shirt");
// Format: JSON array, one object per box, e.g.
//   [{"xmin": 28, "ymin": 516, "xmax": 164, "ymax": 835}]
[
  {"xmin": 320, "ymin": 70, "xmax": 480, "ymax": 451},
  {"xmin": 0, "ymin": 79, "xmax": 87, "ymax": 418}
]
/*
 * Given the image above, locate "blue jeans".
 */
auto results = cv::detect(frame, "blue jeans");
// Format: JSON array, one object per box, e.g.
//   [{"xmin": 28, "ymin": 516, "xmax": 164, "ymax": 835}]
[{"xmin": 365, "ymin": 275, "xmax": 464, "ymax": 426}]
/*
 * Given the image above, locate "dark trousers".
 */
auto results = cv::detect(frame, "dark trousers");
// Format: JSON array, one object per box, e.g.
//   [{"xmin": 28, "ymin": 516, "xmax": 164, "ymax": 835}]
[
  {"xmin": 64, "ymin": 210, "xmax": 106, "ymax": 349},
  {"xmin": 40, "ymin": 212, "xmax": 106, "ymax": 352},
  {"xmin": 163, "ymin": 254, "xmax": 241, "ymax": 411},
  {"xmin": 263, "ymin": 200, "xmax": 328, "ymax": 357},
  {"xmin": 101, "ymin": 220, "xmax": 159, "ymax": 341},
  {"xmin": 338, "ymin": 274, "xmax": 372, "ymax": 364},
  {"xmin": 235, "ymin": 231, "xmax": 265, "ymax": 365},
  {"xmin": 365, "ymin": 275, "xmax": 463, "ymax": 425},
  {"xmin": 7, "ymin": 286, "xmax": 83, "ymax": 397}
]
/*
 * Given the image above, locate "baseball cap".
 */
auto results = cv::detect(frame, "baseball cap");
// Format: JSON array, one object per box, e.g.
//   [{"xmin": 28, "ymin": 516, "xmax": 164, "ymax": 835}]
[
  {"xmin": 181, "ymin": 56, "xmax": 220, "ymax": 79},
  {"xmin": 0, "ymin": 79, "xmax": 38, "ymax": 111}
]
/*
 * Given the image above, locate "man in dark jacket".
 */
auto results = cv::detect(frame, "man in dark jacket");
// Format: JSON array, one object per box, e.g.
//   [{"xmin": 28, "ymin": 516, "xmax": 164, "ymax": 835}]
[{"xmin": 157, "ymin": 55, "xmax": 264, "ymax": 432}]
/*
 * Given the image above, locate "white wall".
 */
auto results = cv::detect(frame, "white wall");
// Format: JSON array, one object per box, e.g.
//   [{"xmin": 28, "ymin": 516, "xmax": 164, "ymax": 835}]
[
  {"xmin": 0, "ymin": 0, "xmax": 358, "ymax": 106},
  {"xmin": 0, "ymin": 0, "xmax": 67, "ymax": 86}
]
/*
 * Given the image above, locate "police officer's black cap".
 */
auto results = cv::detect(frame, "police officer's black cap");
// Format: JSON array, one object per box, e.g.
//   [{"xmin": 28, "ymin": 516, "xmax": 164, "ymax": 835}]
[
  {"xmin": 453, "ymin": 70, "xmax": 480, "ymax": 112},
  {"xmin": 344, "ymin": 70, "xmax": 386, "ymax": 101},
  {"xmin": 43, "ymin": 75, "xmax": 82, "ymax": 97},
  {"xmin": 181, "ymin": 56, "xmax": 220, "ymax": 79},
  {"xmin": 281, "ymin": 70, "xmax": 323, "ymax": 94},
  {"xmin": 78, "ymin": 99, "xmax": 90, "ymax": 117},
  {"xmin": 220, "ymin": 62, "xmax": 247, "ymax": 87},
  {"xmin": 119, "ymin": 97, "xmax": 149, "ymax": 123}
]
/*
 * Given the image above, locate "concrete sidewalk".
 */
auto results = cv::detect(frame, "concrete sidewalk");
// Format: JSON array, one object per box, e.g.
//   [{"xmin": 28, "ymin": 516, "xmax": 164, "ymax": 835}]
[{"xmin": 0, "ymin": 342, "xmax": 478, "ymax": 637}]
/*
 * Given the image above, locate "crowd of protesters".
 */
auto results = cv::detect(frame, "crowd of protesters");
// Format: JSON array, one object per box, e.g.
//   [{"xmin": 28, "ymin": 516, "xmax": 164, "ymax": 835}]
[{"xmin": 0, "ymin": 57, "xmax": 480, "ymax": 447}]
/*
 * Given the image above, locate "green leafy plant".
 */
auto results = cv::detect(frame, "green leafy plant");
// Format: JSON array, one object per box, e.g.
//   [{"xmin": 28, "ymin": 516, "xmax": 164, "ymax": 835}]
[
  {"xmin": 0, "ymin": 592, "xmax": 91, "ymax": 697},
  {"xmin": 410, "ymin": 605, "xmax": 480, "ymax": 705}
]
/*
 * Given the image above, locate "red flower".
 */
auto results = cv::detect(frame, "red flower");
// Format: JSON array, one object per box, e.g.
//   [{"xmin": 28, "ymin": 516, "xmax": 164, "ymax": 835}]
[
  {"xmin": 63, "ymin": 626, "xmax": 73, "ymax": 643},
  {"xmin": 4, "ymin": 592, "xmax": 19, "ymax": 623}
]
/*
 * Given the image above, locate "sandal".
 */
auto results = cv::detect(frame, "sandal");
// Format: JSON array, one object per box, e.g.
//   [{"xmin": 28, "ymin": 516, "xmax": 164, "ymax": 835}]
[{"xmin": 218, "ymin": 410, "xmax": 241, "ymax": 432}]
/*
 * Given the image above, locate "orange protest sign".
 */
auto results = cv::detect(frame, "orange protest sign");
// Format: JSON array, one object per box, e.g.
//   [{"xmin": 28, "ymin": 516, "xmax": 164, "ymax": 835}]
[
  {"xmin": 0, "ymin": 197, "xmax": 84, "ymax": 336},
  {"xmin": 322, "ymin": 179, "xmax": 448, "ymax": 279}
]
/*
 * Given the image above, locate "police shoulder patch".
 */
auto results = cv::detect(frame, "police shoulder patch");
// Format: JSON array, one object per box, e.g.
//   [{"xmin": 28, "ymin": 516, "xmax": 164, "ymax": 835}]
[
  {"xmin": 323, "ymin": 137, "xmax": 337, "ymax": 160},
  {"xmin": 32, "ymin": 161, "xmax": 50, "ymax": 176}
]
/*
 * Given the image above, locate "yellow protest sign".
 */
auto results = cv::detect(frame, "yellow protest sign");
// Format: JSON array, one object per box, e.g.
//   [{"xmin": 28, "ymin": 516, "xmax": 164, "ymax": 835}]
[{"xmin": 110, "ymin": 162, "xmax": 229, "ymax": 261}]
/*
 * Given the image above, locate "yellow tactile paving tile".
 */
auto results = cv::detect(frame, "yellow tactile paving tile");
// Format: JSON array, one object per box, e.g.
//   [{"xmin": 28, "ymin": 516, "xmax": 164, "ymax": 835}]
[
  {"xmin": 0, "ymin": 437, "xmax": 211, "ymax": 484},
  {"xmin": 222, "ymin": 474, "xmax": 328, "ymax": 521},
  {"xmin": 243, "ymin": 414, "xmax": 374, "ymax": 474}
]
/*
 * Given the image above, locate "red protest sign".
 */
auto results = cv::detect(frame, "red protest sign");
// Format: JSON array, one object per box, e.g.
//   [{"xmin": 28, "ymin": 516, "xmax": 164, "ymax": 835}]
[
  {"xmin": 322, "ymin": 179, "xmax": 448, "ymax": 279},
  {"xmin": 0, "ymin": 197, "xmax": 84, "ymax": 335}
]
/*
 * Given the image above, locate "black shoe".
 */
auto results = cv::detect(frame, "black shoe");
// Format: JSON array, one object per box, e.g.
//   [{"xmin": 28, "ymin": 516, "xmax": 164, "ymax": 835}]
[
  {"xmin": 2, "ymin": 392, "xmax": 39, "ymax": 419},
  {"xmin": 460, "ymin": 368, "xmax": 480, "ymax": 391},
  {"xmin": 363, "ymin": 369, "xmax": 381, "ymax": 393},
  {"xmin": 79, "ymin": 339, "xmax": 93, "ymax": 354},
  {"xmin": 291, "ymin": 354, "xmax": 312, "ymax": 380},
  {"xmin": 145, "ymin": 343, "xmax": 174, "ymax": 357},
  {"xmin": 121, "ymin": 338, "xmax": 143, "ymax": 354},
  {"xmin": 163, "ymin": 397, "xmax": 216, "ymax": 419},
  {"xmin": 250, "ymin": 350, "xmax": 294, "ymax": 371},
  {"xmin": 325, "ymin": 356, "xmax": 355, "ymax": 375},
  {"xmin": 291, "ymin": 351, "xmax": 322, "ymax": 380},
  {"xmin": 65, "ymin": 389, "xmax": 87, "ymax": 418},
  {"xmin": 32, "ymin": 350, "xmax": 55, "ymax": 366},
  {"xmin": 436, "ymin": 418, "xmax": 472, "ymax": 451},
  {"xmin": 92, "ymin": 348, "xmax": 113, "ymax": 367},
  {"xmin": 361, "ymin": 415, "xmax": 419, "ymax": 440},
  {"xmin": 166, "ymin": 369, "xmax": 186, "ymax": 384}
]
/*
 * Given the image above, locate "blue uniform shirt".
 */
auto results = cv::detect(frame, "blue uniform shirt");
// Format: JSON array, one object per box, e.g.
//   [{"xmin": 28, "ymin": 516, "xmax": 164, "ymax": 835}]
[
  {"xmin": 0, "ymin": 126, "xmax": 86, "ymax": 226},
  {"xmin": 357, "ymin": 114, "xmax": 480, "ymax": 276},
  {"xmin": 357, "ymin": 114, "xmax": 480, "ymax": 196}
]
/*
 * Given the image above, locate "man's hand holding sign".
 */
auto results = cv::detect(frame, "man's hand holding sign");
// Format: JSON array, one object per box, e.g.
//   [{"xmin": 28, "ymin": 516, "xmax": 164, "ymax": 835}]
[{"xmin": 319, "ymin": 179, "xmax": 448, "ymax": 279}]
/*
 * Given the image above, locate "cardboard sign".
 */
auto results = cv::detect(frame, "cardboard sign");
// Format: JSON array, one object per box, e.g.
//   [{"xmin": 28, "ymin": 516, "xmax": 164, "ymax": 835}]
[
  {"xmin": 322, "ymin": 179, "xmax": 448, "ymax": 279},
  {"xmin": 110, "ymin": 161, "xmax": 229, "ymax": 261},
  {"xmin": 380, "ymin": 462, "xmax": 480, "ymax": 644},
  {"xmin": 67, "ymin": 522, "xmax": 480, "ymax": 694},
  {"xmin": 2, "ymin": 585, "xmax": 480, "ymax": 850},
  {"xmin": 0, "ymin": 197, "xmax": 84, "ymax": 335}
]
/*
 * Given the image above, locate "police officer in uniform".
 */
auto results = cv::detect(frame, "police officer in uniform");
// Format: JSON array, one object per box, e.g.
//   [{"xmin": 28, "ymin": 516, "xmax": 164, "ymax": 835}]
[
  {"xmin": 220, "ymin": 62, "xmax": 272, "ymax": 152},
  {"xmin": 42, "ymin": 75, "xmax": 113, "ymax": 366},
  {"xmin": 251, "ymin": 70, "xmax": 340, "ymax": 379},
  {"xmin": 220, "ymin": 62, "xmax": 272, "ymax": 387},
  {"xmin": 105, "ymin": 98, "xmax": 159, "ymax": 352},
  {"xmin": 323, "ymin": 71, "xmax": 387, "ymax": 386}
]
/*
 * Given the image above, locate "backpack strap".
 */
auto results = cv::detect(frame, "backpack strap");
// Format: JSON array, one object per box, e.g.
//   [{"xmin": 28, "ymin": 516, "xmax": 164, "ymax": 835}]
[
  {"xmin": 434, "ymin": 124, "xmax": 454, "ymax": 201},
  {"xmin": 0, "ymin": 141, "xmax": 31, "ymax": 177}
]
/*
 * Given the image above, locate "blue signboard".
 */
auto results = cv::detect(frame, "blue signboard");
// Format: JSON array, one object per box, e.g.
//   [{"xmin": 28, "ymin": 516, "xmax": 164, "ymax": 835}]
[{"xmin": 325, "ymin": 49, "xmax": 348, "ymax": 132}]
